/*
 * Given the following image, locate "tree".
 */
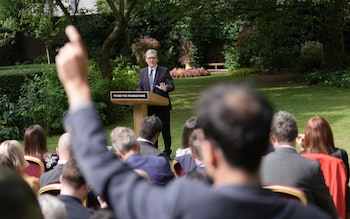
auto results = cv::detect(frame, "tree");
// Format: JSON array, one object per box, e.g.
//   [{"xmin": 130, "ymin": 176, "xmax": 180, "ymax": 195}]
[
  {"xmin": 97, "ymin": 0, "xmax": 141, "ymax": 79},
  {"xmin": 0, "ymin": 0, "xmax": 67, "ymax": 64}
]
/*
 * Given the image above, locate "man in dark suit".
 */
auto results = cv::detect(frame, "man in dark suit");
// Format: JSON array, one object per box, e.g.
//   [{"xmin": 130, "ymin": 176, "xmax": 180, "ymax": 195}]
[
  {"xmin": 137, "ymin": 115, "xmax": 168, "ymax": 161},
  {"xmin": 40, "ymin": 132, "xmax": 72, "ymax": 187},
  {"xmin": 111, "ymin": 126, "xmax": 174, "ymax": 186},
  {"xmin": 58, "ymin": 159, "xmax": 94, "ymax": 219},
  {"xmin": 260, "ymin": 111, "xmax": 338, "ymax": 219},
  {"xmin": 137, "ymin": 49, "xmax": 175, "ymax": 157},
  {"xmin": 56, "ymin": 26, "xmax": 331, "ymax": 219}
]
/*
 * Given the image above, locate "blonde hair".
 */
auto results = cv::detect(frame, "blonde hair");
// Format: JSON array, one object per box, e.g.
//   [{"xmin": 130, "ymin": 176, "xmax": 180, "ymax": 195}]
[{"xmin": 0, "ymin": 140, "xmax": 28, "ymax": 171}]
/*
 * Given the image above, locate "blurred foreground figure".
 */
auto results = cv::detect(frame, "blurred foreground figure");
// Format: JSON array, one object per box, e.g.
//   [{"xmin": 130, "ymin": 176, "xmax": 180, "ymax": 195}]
[{"xmin": 0, "ymin": 166, "xmax": 43, "ymax": 219}]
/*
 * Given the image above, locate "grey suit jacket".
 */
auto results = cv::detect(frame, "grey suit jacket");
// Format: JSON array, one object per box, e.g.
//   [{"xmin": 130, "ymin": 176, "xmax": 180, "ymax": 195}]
[
  {"xmin": 261, "ymin": 146, "xmax": 338, "ymax": 219},
  {"xmin": 40, "ymin": 163, "xmax": 64, "ymax": 187},
  {"xmin": 63, "ymin": 105, "xmax": 331, "ymax": 219},
  {"xmin": 138, "ymin": 140, "xmax": 169, "ymax": 162}
]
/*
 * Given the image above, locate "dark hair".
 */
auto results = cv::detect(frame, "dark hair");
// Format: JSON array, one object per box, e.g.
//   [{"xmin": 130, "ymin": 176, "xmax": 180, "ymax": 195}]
[
  {"xmin": 270, "ymin": 111, "xmax": 298, "ymax": 143},
  {"xmin": 24, "ymin": 124, "xmax": 48, "ymax": 158},
  {"xmin": 182, "ymin": 117, "xmax": 197, "ymax": 149},
  {"xmin": 139, "ymin": 115, "xmax": 163, "ymax": 140},
  {"xmin": 61, "ymin": 159, "xmax": 86, "ymax": 190},
  {"xmin": 196, "ymin": 83, "xmax": 273, "ymax": 173}
]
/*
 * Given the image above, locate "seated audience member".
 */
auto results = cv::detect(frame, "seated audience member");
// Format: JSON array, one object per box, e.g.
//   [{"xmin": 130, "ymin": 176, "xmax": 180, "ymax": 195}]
[
  {"xmin": 57, "ymin": 26, "xmax": 331, "ymax": 219},
  {"xmin": 40, "ymin": 133, "xmax": 72, "ymax": 187},
  {"xmin": 185, "ymin": 129, "xmax": 212, "ymax": 184},
  {"xmin": 111, "ymin": 127, "xmax": 174, "ymax": 186},
  {"xmin": 24, "ymin": 124, "xmax": 59, "ymax": 171},
  {"xmin": 298, "ymin": 115, "xmax": 350, "ymax": 195},
  {"xmin": 174, "ymin": 117, "xmax": 197, "ymax": 174},
  {"xmin": 260, "ymin": 111, "xmax": 338, "ymax": 219},
  {"xmin": 175, "ymin": 116, "xmax": 197, "ymax": 157},
  {"xmin": 0, "ymin": 166, "xmax": 43, "ymax": 219},
  {"xmin": 38, "ymin": 194, "xmax": 67, "ymax": 219},
  {"xmin": 58, "ymin": 159, "xmax": 94, "ymax": 219},
  {"xmin": 137, "ymin": 115, "xmax": 168, "ymax": 161},
  {"xmin": 298, "ymin": 115, "xmax": 348, "ymax": 219},
  {"xmin": 0, "ymin": 140, "xmax": 40, "ymax": 193}
]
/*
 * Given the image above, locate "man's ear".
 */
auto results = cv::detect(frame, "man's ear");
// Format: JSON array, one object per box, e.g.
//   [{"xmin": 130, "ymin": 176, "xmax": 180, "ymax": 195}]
[
  {"xmin": 152, "ymin": 132, "xmax": 160, "ymax": 143},
  {"xmin": 59, "ymin": 175, "xmax": 63, "ymax": 184},
  {"xmin": 270, "ymin": 133, "xmax": 276, "ymax": 144}
]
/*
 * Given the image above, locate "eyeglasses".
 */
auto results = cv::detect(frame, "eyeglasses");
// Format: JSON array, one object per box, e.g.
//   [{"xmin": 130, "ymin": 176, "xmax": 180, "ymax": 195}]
[{"xmin": 146, "ymin": 57, "xmax": 157, "ymax": 60}]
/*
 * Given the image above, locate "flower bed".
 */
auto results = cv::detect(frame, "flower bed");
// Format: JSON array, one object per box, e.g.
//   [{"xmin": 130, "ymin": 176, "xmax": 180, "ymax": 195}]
[{"xmin": 170, "ymin": 68, "xmax": 210, "ymax": 78}]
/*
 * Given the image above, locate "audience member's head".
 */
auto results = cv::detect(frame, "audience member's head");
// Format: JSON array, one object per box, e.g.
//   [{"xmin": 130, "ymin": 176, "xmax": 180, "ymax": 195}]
[
  {"xmin": 56, "ymin": 132, "xmax": 72, "ymax": 160},
  {"xmin": 60, "ymin": 159, "xmax": 90, "ymax": 204},
  {"xmin": 111, "ymin": 127, "xmax": 139, "ymax": 157},
  {"xmin": 0, "ymin": 140, "xmax": 28, "ymax": 172},
  {"xmin": 189, "ymin": 129, "xmax": 203, "ymax": 162},
  {"xmin": 270, "ymin": 111, "xmax": 298, "ymax": 146},
  {"xmin": 38, "ymin": 194, "xmax": 67, "ymax": 219},
  {"xmin": 195, "ymin": 83, "xmax": 273, "ymax": 175},
  {"xmin": 0, "ymin": 166, "xmax": 43, "ymax": 219},
  {"xmin": 24, "ymin": 124, "xmax": 48, "ymax": 158},
  {"xmin": 303, "ymin": 115, "xmax": 335, "ymax": 155},
  {"xmin": 182, "ymin": 116, "xmax": 197, "ymax": 149},
  {"xmin": 60, "ymin": 159, "xmax": 86, "ymax": 191},
  {"xmin": 0, "ymin": 154, "xmax": 15, "ymax": 169},
  {"xmin": 139, "ymin": 115, "xmax": 162, "ymax": 142}
]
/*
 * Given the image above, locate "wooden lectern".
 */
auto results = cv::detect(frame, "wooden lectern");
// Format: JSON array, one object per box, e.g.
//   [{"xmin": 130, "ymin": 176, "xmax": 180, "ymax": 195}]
[{"xmin": 109, "ymin": 91, "xmax": 169, "ymax": 136}]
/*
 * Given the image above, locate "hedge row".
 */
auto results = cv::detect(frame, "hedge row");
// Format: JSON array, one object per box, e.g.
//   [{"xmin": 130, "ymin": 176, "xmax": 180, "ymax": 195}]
[{"xmin": 0, "ymin": 64, "xmax": 46, "ymax": 102}]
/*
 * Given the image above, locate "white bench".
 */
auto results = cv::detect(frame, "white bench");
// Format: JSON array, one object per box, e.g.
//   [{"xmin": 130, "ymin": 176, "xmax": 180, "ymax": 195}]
[{"xmin": 206, "ymin": 63, "xmax": 228, "ymax": 72}]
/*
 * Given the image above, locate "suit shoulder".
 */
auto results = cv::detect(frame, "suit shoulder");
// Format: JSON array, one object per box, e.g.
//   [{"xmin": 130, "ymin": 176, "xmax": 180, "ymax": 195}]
[{"xmin": 157, "ymin": 65, "xmax": 168, "ymax": 71}]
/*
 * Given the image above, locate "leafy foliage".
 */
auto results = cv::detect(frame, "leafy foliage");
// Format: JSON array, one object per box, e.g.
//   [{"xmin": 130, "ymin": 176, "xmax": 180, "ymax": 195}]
[
  {"xmin": 0, "ymin": 95, "xmax": 20, "ymax": 142},
  {"xmin": 131, "ymin": 36, "xmax": 160, "ymax": 67},
  {"xmin": 18, "ymin": 65, "xmax": 67, "ymax": 135},
  {"xmin": 298, "ymin": 41, "xmax": 324, "ymax": 72},
  {"xmin": 304, "ymin": 69, "xmax": 350, "ymax": 88}
]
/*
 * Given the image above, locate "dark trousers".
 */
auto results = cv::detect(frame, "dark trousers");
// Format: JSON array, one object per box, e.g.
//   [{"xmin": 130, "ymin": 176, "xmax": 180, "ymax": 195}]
[{"xmin": 148, "ymin": 106, "xmax": 172, "ymax": 156}]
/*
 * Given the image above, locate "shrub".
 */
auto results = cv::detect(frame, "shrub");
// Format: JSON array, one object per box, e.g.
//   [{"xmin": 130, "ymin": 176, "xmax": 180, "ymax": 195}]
[
  {"xmin": 298, "ymin": 41, "xmax": 324, "ymax": 72},
  {"xmin": 304, "ymin": 69, "xmax": 350, "ymax": 88},
  {"xmin": 131, "ymin": 36, "xmax": 160, "ymax": 67},
  {"xmin": 0, "ymin": 64, "xmax": 42, "ymax": 102},
  {"xmin": 0, "ymin": 95, "xmax": 20, "ymax": 142},
  {"xmin": 18, "ymin": 64, "xmax": 67, "ymax": 135}
]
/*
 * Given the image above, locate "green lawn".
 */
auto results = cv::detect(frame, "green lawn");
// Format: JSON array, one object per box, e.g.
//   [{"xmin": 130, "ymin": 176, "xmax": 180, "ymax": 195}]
[{"xmin": 47, "ymin": 72, "xmax": 350, "ymax": 158}]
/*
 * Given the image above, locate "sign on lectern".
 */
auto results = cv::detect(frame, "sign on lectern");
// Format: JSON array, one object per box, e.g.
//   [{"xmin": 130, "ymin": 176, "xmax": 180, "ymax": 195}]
[{"xmin": 109, "ymin": 91, "xmax": 169, "ymax": 136}]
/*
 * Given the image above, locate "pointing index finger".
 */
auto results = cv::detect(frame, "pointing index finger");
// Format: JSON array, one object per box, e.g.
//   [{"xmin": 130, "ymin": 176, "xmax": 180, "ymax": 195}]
[{"xmin": 65, "ymin": 25, "xmax": 82, "ymax": 46}]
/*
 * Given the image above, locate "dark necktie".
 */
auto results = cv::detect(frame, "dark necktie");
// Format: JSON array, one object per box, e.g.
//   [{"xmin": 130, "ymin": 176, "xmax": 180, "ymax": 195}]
[{"xmin": 149, "ymin": 69, "xmax": 154, "ymax": 92}]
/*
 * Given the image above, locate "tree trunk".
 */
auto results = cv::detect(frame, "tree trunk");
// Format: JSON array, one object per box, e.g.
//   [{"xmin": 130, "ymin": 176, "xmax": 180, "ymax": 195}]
[{"xmin": 100, "ymin": 22, "xmax": 127, "ymax": 79}]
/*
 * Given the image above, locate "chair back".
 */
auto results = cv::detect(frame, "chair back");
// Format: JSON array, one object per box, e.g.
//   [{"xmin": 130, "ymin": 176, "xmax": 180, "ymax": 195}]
[
  {"xmin": 170, "ymin": 160, "xmax": 185, "ymax": 178},
  {"xmin": 302, "ymin": 153, "xmax": 347, "ymax": 219},
  {"xmin": 23, "ymin": 155, "xmax": 45, "ymax": 178},
  {"xmin": 263, "ymin": 184, "xmax": 308, "ymax": 205},
  {"xmin": 37, "ymin": 183, "xmax": 62, "ymax": 197}
]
